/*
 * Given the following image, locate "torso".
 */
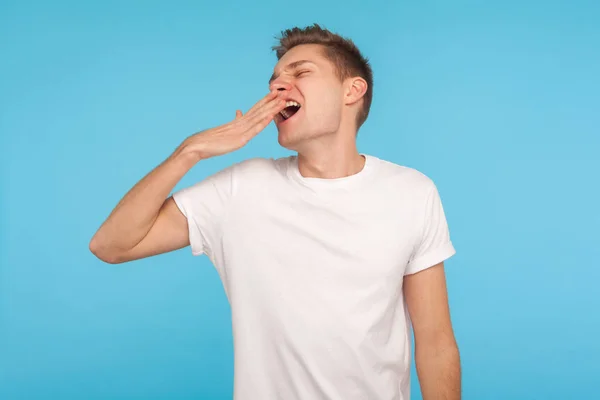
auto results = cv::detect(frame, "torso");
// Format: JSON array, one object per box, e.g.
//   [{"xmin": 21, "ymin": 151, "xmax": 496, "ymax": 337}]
[{"xmin": 207, "ymin": 155, "xmax": 434, "ymax": 399}]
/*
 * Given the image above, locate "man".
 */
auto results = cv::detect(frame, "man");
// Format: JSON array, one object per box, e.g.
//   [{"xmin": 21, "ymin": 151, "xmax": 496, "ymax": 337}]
[{"xmin": 90, "ymin": 24, "xmax": 460, "ymax": 400}]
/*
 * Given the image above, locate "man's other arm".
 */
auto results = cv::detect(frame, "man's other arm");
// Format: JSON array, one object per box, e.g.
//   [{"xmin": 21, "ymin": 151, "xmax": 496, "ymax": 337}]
[{"xmin": 404, "ymin": 262, "xmax": 461, "ymax": 400}]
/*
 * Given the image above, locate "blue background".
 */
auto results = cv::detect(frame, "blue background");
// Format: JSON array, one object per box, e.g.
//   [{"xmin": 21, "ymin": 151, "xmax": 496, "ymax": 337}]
[{"xmin": 1, "ymin": 0, "xmax": 599, "ymax": 399}]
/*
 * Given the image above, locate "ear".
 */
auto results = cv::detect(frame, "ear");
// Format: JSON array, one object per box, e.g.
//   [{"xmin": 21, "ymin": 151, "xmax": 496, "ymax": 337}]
[{"xmin": 344, "ymin": 76, "xmax": 368, "ymax": 106}]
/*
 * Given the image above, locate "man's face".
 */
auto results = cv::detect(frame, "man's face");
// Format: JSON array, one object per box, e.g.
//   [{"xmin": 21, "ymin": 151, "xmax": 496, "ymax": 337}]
[{"xmin": 269, "ymin": 44, "xmax": 345, "ymax": 150}]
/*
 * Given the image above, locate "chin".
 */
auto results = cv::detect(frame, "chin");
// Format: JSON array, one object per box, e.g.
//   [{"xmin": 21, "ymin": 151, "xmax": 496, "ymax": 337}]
[
  {"xmin": 277, "ymin": 131, "xmax": 302, "ymax": 151},
  {"xmin": 277, "ymin": 129, "xmax": 330, "ymax": 152}
]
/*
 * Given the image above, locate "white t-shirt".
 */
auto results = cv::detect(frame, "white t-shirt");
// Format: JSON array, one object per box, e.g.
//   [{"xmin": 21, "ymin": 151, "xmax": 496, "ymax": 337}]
[{"xmin": 173, "ymin": 154, "xmax": 456, "ymax": 400}]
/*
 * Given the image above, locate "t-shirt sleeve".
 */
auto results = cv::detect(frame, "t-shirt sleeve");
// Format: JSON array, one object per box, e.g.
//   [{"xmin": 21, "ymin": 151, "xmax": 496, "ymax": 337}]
[
  {"xmin": 171, "ymin": 165, "xmax": 235, "ymax": 258},
  {"xmin": 405, "ymin": 181, "xmax": 456, "ymax": 275}
]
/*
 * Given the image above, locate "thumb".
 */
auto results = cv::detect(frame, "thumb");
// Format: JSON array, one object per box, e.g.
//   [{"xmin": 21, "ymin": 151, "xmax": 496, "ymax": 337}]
[{"xmin": 235, "ymin": 110, "xmax": 243, "ymax": 119}]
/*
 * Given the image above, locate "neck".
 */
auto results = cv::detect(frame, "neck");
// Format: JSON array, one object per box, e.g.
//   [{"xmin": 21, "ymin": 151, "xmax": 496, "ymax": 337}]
[{"xmin": 296, "ymin": 125, "xmax": 365, "ymax": 179}]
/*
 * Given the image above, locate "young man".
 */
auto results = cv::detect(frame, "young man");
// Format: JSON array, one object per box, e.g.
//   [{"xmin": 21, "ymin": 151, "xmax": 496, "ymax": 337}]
[{"xmin": 90, "ymin": 24, "xmax": 460, "ymax": 400}]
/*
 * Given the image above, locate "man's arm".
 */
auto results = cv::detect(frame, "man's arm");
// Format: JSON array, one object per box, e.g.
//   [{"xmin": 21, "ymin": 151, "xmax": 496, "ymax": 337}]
[
  {"xmin": 89, "ymin": 154, "xmax": 196, "ymax": 264},
  {"xmin": 404, "ymin": 262, "xmax": 461, "ymax": 400},
  {"xmin": 89, "ymin": 91, "xmax": 286, "ymax": 264}
]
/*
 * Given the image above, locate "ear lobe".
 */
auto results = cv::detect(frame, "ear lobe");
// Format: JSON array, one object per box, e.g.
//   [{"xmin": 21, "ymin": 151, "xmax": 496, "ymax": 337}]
[{"xmin": 345, "ymin": 77, "xmax": 368, "ymax": 106}]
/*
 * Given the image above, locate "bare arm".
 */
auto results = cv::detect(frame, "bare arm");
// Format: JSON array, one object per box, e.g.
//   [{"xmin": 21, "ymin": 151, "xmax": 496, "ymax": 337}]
[
  {"xmin": 89, "ymin": 153, "xmax": 196, "ymax": 264},
  {"xmin": 89, "ymin": 91, "xmax": 286, "ymax": 264},
  {"xmin": 404, "ymin": 262, "xmax": 461, "ymax": 400}
]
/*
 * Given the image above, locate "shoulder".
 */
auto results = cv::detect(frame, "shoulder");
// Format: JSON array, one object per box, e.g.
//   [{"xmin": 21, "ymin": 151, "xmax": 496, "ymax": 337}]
[
  {"xmin": 369, "ymin": 155, "xmax": 437, "ymax": 194},
  {"xmin": 229, "ymin": 156, "xmax": 291, "ymax": 176},
  {"xmin": 218, "ymin": 156, "xmax": 293, "ymax": 190}
]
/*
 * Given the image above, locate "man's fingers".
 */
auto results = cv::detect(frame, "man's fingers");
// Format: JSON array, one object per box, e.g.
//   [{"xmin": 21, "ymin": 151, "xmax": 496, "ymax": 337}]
[
  {"xmin": 243, "ymin": 98, "xmax": 286, "ymax": 136},
  {"xmin": 226, "ymin": 93, "xmax": 285, "ymax": 140},
  {"xmin": 261, "ymin": 98, "xmax": 287, "ymax": 120},
  {"xmin": 235, "ymin": 96, "xmax": 284, "ymax": 128},
  {"xmin": 245, "ymin": 91, "xmax": 279, "ymax": 116},
  {"xmin": 246, "ymin": 98, "xmax": 284, "ymax": 124},
  {"xmin": 246, "ymin": 90, "xmax": 286, "ymax": 118}
]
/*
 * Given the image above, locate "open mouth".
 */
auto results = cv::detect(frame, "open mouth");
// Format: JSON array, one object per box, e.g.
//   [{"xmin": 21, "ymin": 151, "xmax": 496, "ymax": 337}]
[{"xmin": 279, "ymin": 101, "xmax": 301, "ymax": 121}]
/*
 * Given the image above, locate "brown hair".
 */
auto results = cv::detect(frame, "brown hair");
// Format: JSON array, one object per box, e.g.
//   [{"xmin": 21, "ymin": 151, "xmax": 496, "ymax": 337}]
[{"xmin": 272, "ymin": 24, "xmax": 373, "ymax": 129}]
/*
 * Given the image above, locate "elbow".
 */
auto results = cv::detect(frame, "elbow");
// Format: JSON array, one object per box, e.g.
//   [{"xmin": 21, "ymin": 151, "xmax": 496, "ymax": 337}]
[
  {"xmin": 415, "ymin": 329, "xmax": 459, "ymax": 356},
  {"xmin": 415, "ymin": 338, "xmax": 460, "ymax": 364},
  {"xmin": 89, "ymin": 236, "xmax": 124, "ymax": 264}
]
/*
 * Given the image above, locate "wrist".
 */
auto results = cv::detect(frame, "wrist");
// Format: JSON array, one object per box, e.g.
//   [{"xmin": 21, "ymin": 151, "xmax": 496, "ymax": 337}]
[{"xmin": 170, "ymin": 143, "xmax": 205, "ymax": 167}]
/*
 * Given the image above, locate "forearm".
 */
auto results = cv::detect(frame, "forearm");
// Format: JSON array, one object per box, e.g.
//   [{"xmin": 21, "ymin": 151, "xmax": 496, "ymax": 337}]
[
  {"xmin": 415, "ymin": 341, "xmax": 461, "ymax": 400},
  {"xmin": 90, "ymin": 147, "xmax": 199, "ymax": 256}
]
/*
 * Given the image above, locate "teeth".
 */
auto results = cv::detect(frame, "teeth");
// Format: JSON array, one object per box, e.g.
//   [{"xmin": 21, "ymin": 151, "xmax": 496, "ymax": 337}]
[{"xmin": 279, "ymin": 101, "xmax": 300, "ymax": 121}]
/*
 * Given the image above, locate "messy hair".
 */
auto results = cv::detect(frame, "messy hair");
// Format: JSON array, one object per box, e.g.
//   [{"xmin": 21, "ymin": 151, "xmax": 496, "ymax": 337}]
[{"xmin": 272, "ymin": 24, "xmax": 373, "ymax": 129}]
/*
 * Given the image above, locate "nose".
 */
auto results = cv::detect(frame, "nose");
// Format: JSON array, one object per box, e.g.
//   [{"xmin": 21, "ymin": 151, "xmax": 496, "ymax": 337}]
[{"xmin": 269, "ymin": 78, "xmax": 292, "ymax": 93}]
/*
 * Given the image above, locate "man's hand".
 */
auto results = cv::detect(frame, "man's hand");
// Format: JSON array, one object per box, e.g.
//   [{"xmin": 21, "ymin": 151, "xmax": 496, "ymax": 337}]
[{"xmin": 176, "ymin": 90, "xmax": 286, "ymax": 161}]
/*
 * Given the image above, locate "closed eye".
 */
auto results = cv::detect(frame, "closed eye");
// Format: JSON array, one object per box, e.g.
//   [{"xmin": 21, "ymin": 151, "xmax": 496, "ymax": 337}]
[{"xmin": 296, "ymin": 70, "xmax": 310, "ymax": 77}]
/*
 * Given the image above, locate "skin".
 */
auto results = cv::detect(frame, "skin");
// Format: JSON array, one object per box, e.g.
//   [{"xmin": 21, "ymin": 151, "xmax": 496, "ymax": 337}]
[
  {"xmin": 89, "ymin": 43, "xmax": 460, "ymax": 399},
  {"xmin": 270, "ymin": 44, "xmax": 368, "ymax": 179},
  {"xmin": 404, "ymin": 263, "xmax": 462, "ymax": 400}
]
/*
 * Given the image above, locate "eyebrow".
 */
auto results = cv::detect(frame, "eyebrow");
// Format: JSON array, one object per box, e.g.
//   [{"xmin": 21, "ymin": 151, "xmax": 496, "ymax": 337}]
[{"xmin": 269, "ymin": 60, "xmax": 316, "ymax": 84}]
